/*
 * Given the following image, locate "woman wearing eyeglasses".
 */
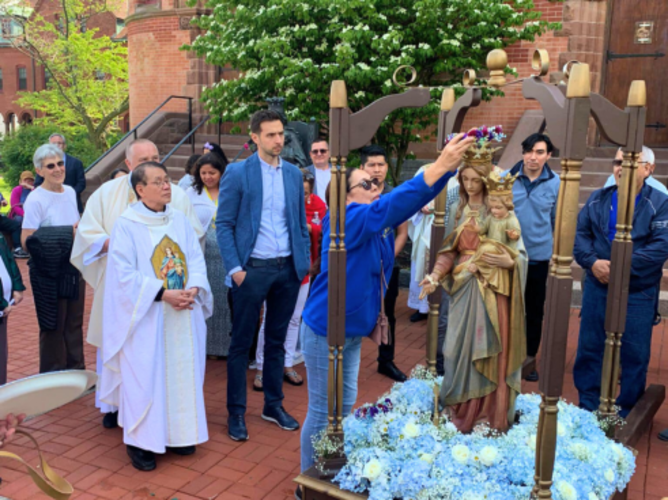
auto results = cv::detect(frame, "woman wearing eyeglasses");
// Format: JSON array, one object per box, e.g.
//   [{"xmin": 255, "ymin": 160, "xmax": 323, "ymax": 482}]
[
  {"xmin": 297, "ymin": 134, "xmax": 474, "ymax": 476},
  {"xmin": 21, "ymin": 144, "xmax": 85, "ymax": 374}
]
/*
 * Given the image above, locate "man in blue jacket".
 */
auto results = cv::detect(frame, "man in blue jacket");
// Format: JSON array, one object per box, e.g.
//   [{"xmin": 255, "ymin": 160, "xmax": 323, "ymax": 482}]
[
  {"xmin": 573, "ymin": 156, "xmax": 668, "ymax": 417},
  {"xmin": 217, "ymin": 110, "xmax": 310, "ymax": 442},
  {"xmin": 504, "ymin": 133, "xmax": 560, "ymax": 382}
]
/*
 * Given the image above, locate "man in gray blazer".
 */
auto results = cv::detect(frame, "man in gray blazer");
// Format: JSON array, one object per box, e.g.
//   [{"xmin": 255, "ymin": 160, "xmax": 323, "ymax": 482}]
[{"xmin": 217, "ymin": 110, "xmax": 310, "ymax": 442}]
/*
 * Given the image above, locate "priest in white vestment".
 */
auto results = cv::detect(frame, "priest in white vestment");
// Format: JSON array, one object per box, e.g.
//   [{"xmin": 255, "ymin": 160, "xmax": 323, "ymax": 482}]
[
  {"xmin": 70, "ymin": 139, "xmax": 203, "ymax": 429},
  {"xmin": 99, "ymin": 162, "xmax": 212, "ymax": 471}
]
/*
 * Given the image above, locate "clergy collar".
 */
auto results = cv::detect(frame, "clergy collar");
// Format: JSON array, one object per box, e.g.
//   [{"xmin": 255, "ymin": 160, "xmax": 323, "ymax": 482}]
[
  {"xmin": 125, "ymin": 201, "xmax": 173, "ymax": 226},
  {"xmin": 142, "ymin": 202, "xmax": 167, "ymax": 213}
]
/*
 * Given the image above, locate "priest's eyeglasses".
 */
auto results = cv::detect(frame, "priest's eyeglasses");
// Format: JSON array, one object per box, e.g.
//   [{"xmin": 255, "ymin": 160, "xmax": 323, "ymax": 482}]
[{"xmin": 148, "ymin": 178, "xmax": 172, "ymax": 188}]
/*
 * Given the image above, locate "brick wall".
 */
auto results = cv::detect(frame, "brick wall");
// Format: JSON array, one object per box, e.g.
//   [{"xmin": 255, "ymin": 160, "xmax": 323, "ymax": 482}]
[{"xmin": 0, "ymin": 47, "xmax": 40, "ymax": 133}]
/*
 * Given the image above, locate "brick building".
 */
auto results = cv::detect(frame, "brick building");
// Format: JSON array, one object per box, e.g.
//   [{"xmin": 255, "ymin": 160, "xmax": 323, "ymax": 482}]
[
  {"xmin": 0, "ymin": 0, "xmax": 124, "ymax": 136},
  {"xmin": 122, "ymin": 0, "xmax": 667, "ymax": 158}
]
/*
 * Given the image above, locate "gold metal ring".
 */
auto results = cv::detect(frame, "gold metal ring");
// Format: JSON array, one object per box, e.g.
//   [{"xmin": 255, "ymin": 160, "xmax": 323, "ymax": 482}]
[
  {"xmin": 392, "ymin": 65, "xmax": 417, "ymax": 87},
  {"xmin": 562, "ymin": 60, "xmax": 580, "ymax": 79},
  {"xmin": 532, "ymin": 49, "xmax": 550, "ymax": 77},
  {"xmin": 463, "ymin": 69, "xmax": 477, "ymax": 87}
]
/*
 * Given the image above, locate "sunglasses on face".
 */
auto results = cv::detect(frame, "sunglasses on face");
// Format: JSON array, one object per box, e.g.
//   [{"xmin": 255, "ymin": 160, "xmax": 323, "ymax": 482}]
[
  {"xmin": 311, "ymin": 149, "xmax": 329, "ymax": 155},
  {"xmin": 44, "ymin": 160, "xmax": 65, "ymax": 170},
  {"xmin": 350, "ymin": 179, "xmax": 376, "ymax": 192}
]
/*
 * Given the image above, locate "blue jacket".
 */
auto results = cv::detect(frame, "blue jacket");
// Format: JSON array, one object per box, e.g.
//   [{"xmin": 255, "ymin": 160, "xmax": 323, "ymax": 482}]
[
  {"xmin": 216, "ymin": 153, "xmax": 311, "ymax": 281},
  {"xmin": 302, "ymin": 171, "xmax": 454, "ymax": 337},
  {"xmin": 504, "ymin": 161, "xmax": 560, "ymax": 262},
  {"xmin": 574, "ymin": 182, "xmax": 668, "ymax": 293}
]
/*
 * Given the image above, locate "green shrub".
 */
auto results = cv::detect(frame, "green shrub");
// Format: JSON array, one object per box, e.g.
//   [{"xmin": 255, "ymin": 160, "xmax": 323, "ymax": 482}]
[{"xmin": 0, "ymin": 124, "xmax": 104, "ymax": 188}]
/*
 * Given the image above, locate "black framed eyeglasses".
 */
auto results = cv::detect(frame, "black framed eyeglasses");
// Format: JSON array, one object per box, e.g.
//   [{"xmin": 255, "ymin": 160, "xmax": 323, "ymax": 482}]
[{"xmin": 44, "ymin": 160, "xmax": 65, "ymax": 170}]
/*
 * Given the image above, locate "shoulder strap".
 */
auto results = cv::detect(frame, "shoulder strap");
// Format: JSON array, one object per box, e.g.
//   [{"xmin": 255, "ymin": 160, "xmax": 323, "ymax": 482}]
[{"xmin": 380, "ymin": 261, "xmax": 386, "ymax": 315}]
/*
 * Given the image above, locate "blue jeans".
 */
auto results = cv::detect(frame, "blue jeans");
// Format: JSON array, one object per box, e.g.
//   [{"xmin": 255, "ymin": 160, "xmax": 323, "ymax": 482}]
[
  {"xmin": 300, "ymin": 322, "xmax": 362, "ymax": 472},
  {"xmin": 573, "ymin": 278, "xmax": 656, "ymax": 417}
]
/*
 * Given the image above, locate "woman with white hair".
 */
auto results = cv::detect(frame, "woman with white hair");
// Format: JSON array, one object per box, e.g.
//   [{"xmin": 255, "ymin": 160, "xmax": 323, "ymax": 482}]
[{"xmin": 21, "ymin": 144, "xmax": 85, "ymax": 373}]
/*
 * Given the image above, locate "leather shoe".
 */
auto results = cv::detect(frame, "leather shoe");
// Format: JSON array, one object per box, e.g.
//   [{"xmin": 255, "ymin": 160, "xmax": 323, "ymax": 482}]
[
  {"xmin": 524, "ymin": 370, "xmax": 539, "ymax": 382},
  {"xmin": 127, "ymin": 445, "xmax": 156, "ymax": 471},
  {"xmin": 103, "ymin": 411, "xmax": 118, "ymax": 429},
  {"xmin": 168, "ymin": 446, "xmax": 196, "ymax": 456},
  {"xmin": 410, "ymin": 311, "xmax": 429, "ymax": 323},
  {"xmin": 228, "ymin": 415, "xmax": 249, "ymax": 441},
  {"xmin": 262, "ymin": 406, "xmax": 299, "ymax": 431},
  {"xmin": 659, "ymin": 429, "xmax": 668, "ymax": 442},
  {"xmin": 378, "ymin": 361, "xmax": 407, "ymax": 382}
]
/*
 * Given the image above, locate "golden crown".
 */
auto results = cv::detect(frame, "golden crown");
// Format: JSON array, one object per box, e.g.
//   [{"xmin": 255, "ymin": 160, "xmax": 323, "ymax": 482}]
[{"xmin": 483, "ymin": 171, "xmax": 518, "ymax": 197}]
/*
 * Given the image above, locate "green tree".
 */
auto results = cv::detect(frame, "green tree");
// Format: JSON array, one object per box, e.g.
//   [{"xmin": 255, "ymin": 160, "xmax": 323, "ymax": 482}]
[
  {"xmin": 3, "ymin": 0, "xmax": 129, "ymax": 151},
  {"xmin": 187, "ymin": 0, "xmax": 560, "ymax": 184}
]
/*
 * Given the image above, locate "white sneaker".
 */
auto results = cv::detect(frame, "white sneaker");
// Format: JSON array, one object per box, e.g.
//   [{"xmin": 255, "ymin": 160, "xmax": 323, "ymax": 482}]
[
  {"xmin": 248, "ymin": 360, "xmax": 257, "ymax": 370},
  {"xmin": 292, "ymin": 352, "xmax": 304, "ymax": 366}
]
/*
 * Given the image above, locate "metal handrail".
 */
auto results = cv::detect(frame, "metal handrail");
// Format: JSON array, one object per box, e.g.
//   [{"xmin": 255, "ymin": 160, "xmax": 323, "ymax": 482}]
[
  {"xmin": 161, "ymin": 115, "xmax": 210, "ymax": 165},
  {"xmin": 85, "ymin": 95, "xmax": 194, "ymax": 173}
]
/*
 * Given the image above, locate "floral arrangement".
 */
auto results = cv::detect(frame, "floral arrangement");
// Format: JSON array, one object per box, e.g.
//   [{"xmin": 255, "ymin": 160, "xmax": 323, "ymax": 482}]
[
  {"xmin": 326, "ymin": 369, "xmax": 635, "ymax": 500},
  {"xmin": 444, "ymin": 125, "xmax": 506, "ymax": 147}
]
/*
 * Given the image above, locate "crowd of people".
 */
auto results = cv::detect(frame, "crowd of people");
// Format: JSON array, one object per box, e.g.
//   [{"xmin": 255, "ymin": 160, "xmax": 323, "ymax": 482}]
[{"xmin": 0, "ymin": 112, "xmax": 668, "ymax": 498}]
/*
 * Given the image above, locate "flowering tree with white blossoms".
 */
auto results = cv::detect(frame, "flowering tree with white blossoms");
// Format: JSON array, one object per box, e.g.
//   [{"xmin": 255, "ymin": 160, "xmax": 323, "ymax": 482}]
[{"xmin": 187, "ymin": 0, "xmax": 560, "ymax": 183}]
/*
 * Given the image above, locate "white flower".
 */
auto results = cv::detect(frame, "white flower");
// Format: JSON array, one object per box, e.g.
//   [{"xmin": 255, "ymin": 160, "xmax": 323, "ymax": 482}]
[
  {"xmin": 605, "ymin": 469, "xmax": 615, "ymax": 483},
  {"xmin": 444, "ymin": 422, "xmax": 457, "ymax": 433},
  {"xmin": 451, "ymin": 444, "xmax": 470, "ymax": 464},
  {"xmin": 588, "ymin": 493, "xmax": 599, "ymax": 500},
  {"xmin": 403, "ymin": 422, "xmax": 420, "ymax": 438},
  {"xmin": 556, "ymin": 481, "xmax": 577, "ymax": 500},
  {"xmin": 569, "ymin": 442, "xmax": 592, "ymax": 462},
  {"xmin": 362, "ymin": 459, "xmax": 383, "ymax": 481},
  {"xmin": 558, "ymin": 422, "xmax": 567, "ymax": 436},
  {"xmin": 527, "ymin": 434, "xmax": 537, "ymax": 451},
  {"xmin": 479, "ymin": 446, "xmax": 499, "ymax": 466},
  {"xmin": 420, "ymin": 452, "xmax": 435, "ymax": 464}
]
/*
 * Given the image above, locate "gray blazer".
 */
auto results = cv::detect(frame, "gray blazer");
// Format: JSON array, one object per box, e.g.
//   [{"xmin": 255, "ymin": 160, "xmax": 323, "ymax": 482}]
[{"xmin": 216, "ymin": 153, "xmax": 311, "ymax": 281}]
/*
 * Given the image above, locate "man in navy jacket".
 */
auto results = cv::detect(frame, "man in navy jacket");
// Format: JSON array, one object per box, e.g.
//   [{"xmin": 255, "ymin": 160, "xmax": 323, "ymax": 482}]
[
  {"xmin": 34, "ymin": 133, "xmax": 86, "ymax": 213},
  {"xmin": 217, "ymin": 110, "xmax": 310, "ymax": 442},
  {"xmin": 573, "ymin": 157, "xmax": 668, "ymax": 417}
]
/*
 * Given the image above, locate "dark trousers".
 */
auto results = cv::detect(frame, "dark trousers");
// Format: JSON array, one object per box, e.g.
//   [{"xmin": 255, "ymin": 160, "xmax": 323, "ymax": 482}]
[
  {"xmin": 525, "ymin": 260, "xmax": 550, "ymax": 358},
  {"xmin": 0, "ymin": 215, "xmax": 22, "ymax": 250},
  {"xmin": 573, "ymin": 279, "xmax": 656, "ymax": 417},
  {"xmin": 39, "ymin": 279, "xmax": 86, "ymax": 373},
  {"xmin": 227, "ymin": 257, "xmax": 301, "ymax": 415},
  {"xmin": 0, "ymin": 319, "xmax": 7, "ymax": 385},
  {"xmin": 378, "ymin": 266, "xmax": 400, "ymax": 364}
]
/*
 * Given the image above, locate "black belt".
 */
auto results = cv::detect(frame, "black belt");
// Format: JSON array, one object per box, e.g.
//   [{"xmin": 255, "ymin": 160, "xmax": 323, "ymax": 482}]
[{"xmin": 247, "ymin": 255, "xmax": 293, "ymax": 267}]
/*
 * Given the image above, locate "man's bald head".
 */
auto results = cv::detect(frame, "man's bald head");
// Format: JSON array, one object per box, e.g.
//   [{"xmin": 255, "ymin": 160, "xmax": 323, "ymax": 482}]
[{"xmin": 125, "ymin": 139, "xmax": 160, "ymax": 171}]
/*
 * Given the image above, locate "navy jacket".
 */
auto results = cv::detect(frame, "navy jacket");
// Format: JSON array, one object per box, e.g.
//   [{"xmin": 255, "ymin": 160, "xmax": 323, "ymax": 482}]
[
  {"xmin": 574, "ymin": 182, "xmax": 668, "ymax": 293},
  {"xmin": 35, "ymin": 154, "xmax": 86, "ymax": 212},
  {"xmin": 302, "ymin": 171, "xmax": 454, "ymax": 338},
  {"xmin": 216, "ymin": 153, "xmax": 311, "ymax": 281}
]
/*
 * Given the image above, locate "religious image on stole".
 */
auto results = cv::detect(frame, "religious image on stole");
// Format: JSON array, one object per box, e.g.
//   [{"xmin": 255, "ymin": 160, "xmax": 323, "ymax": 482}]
[{"xmin": 151, "ymin": 235, "xmax": 188, "ymax": 290}]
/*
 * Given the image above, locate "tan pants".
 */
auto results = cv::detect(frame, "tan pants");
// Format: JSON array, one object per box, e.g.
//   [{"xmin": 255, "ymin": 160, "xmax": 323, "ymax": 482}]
[{"xmin": 39, "ymin": 279, "xmax": 86, "ymax": 373}]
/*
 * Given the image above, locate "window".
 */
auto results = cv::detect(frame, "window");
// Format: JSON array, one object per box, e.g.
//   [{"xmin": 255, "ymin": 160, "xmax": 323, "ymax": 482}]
[
  {"xmin": 1, "ymin": 18, "xmax": 11, "ymax": 37},
  {"xmin": 0, "ymin": 68, "xmax": 3, "ymax": 92},
  {"xmin": 44, "ymin": 68, "xmax": 51, "ymax": 89},
  {"xmin": 17, "ymin": 66, "xmax": 27, "ymax": 90}
]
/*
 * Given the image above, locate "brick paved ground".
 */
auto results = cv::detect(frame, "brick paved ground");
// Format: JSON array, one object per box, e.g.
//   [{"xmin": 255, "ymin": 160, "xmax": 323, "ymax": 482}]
[{"xmin": 1, "ymin": 261, "xmax": 667, "ymax": 499}]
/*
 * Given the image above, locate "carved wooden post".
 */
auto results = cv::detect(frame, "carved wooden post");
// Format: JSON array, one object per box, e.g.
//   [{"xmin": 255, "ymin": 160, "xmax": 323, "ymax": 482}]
[
  {"xmin": 426, "ymin": 86, "xmax": 481, "ymax": 375},
  {"xmin": 517, "ymin": 60, "xmax": 591, "ymax": 500},
  {"xmin": 598, "ymin": 81, "xmax": 646, "ymax": 417}
]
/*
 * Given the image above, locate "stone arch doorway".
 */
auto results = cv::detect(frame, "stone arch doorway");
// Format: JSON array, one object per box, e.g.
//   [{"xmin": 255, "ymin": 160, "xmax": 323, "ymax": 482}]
[
  {"xmin": 7, "ymin": 113, "xmax": 19, "ymax": 133},
  {"xmin": 20, "ymin": 113, "xmax": 33, "ymax": 125}
]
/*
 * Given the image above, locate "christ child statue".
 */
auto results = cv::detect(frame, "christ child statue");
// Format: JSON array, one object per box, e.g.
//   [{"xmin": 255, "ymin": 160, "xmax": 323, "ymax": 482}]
[{"xmin": 468, "ymin": 172, "xmax": 521, "ymax": 295}]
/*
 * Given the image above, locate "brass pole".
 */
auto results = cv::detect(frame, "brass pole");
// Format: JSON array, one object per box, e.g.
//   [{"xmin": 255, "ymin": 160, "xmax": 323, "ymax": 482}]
[
  {"xmin": 533, "ymin": 62, "xmax": 590, "ymax": 500},
  {"xmin": 327, "ymin": 156, "xmax": 340, "ymax": 434},
  {"xmin": 427, "ymin": 186, "xmax": 447, "ymax": 375}
]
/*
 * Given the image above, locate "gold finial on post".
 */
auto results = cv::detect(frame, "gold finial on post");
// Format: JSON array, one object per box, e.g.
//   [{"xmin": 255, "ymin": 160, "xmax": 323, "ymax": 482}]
[
  {"xmin": 566, "ymin": 63, "xmax": 591, "ymax": 98},
  {"xmin": 392, "ymin": 65, "xmax": 418, "ymax": 88},
  {"xmin": 486, "ymin": 49, "xmax": 508, "ymax": 88},
  {"xmin": 531, "ymin": 49, "xmax": 550, "ymax": 77},
  {"xmin": 627, "ymin": 80, "xmax": 647, "ymax": 107},
  {"xmin": 330, "ymin": 80, "xmax": 348, "ymax": 109},
  {"xmin": 441, "ymin": 88, "xmax": 455, "ymax": 111},
  {"xmin": 463, "ymin": 69, "xmax": 477, "ymax": 87}
]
